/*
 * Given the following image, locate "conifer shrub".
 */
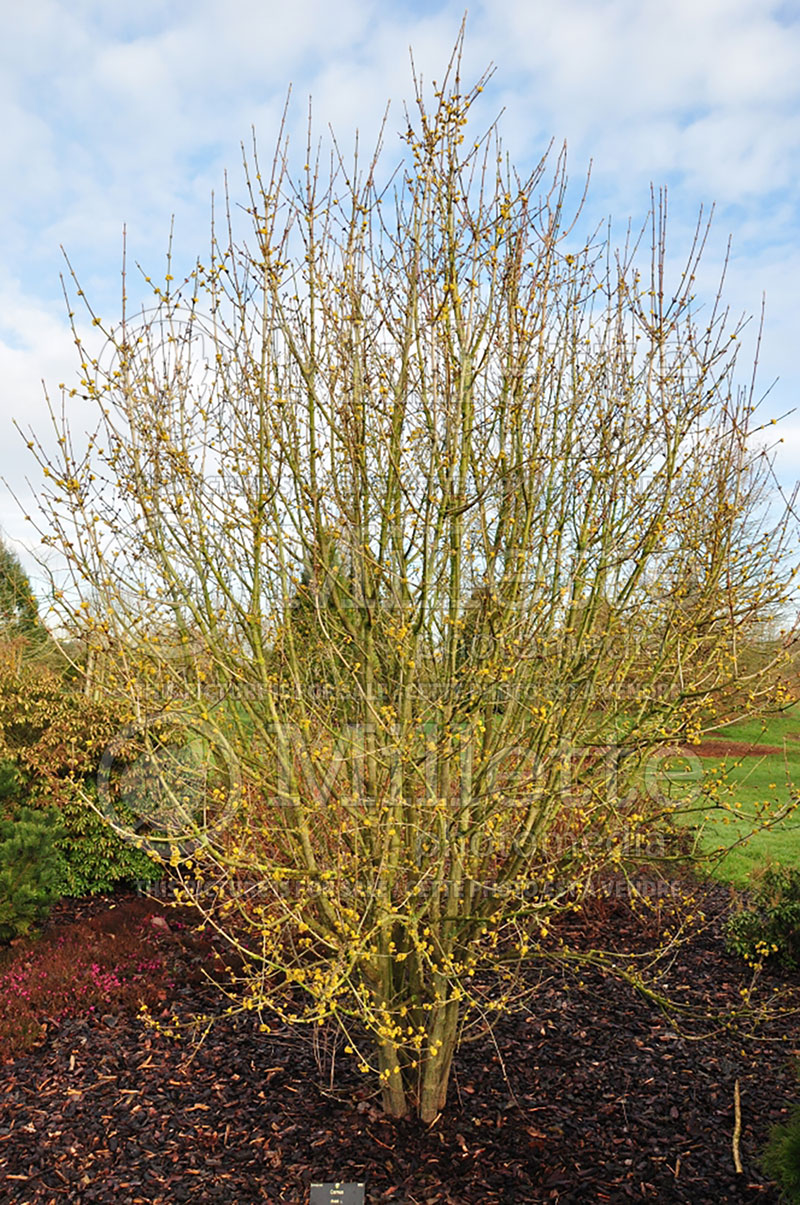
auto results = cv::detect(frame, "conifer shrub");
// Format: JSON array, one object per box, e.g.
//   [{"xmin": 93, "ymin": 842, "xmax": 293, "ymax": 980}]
[
  {"xmin": 763, "ymin": 1069, "xmax": 800, "ymax": 1204},
  {"xmin": 0, "ymin": 806, "xmax": 64, "ymax": 942}
]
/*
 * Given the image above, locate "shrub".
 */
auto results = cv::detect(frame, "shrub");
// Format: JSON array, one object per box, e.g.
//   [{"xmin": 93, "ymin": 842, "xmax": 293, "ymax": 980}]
[
  {"xmin": 0, "ymin": 757, "xmax": 23, "ymax": 805},
  {"xmin": 54, "ymin": 787, "xmax": 164, "ymax": 896},
  {"xmin": 22, "ymin": 42, "xmax": 800, "ymax": 1122},
  {"xmin": 763, "ymin": 1073, "xmax": 800, "ymax": 1204},
  {"xmin": 0, "ymin": 916, "xmax": 171, "ymax": 1056},
  {"xmin": 726, "ymin": 864, "xmax": 800, "ymax": 969},
  {"xmin": 0, "ymin": 806, "xmax": 65, "ymax": 942},
  {"xmin": 0, "ymin": 661, "xmax": 161, "ymax": 895}
]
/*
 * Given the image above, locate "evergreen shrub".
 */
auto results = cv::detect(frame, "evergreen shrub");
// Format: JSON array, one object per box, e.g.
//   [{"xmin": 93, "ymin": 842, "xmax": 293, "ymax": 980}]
[
  {"xmin": 726, "ymin": 864, "xmax": 800, "ymax": 969},
  {"xmin": 0, "ymin": 806, "xmax": 64, "ymax": 942}
]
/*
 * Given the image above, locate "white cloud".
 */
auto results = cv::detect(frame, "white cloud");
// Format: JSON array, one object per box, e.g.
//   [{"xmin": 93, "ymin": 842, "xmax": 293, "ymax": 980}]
[
  {"xmin": 0, "ymin": 0, "xmax": 798, "ymax": 585},
  {"xmin": 0, "ymin": 285, "xmax": 78, "ymax": 581},
  {"xmin": 484, "ymin": 0, "xmax": 800, "ymax": 200}
]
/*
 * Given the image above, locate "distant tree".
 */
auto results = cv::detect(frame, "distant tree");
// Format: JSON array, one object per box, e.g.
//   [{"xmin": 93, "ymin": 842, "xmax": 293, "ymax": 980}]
[{"xmin": 0, "ymin": 539, "xmax": 42, "ymax": 645}]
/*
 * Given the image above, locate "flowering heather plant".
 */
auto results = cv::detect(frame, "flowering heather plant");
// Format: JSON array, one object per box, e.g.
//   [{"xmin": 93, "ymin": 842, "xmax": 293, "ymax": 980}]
[{"xmin": 0, "ymin": 911, "xmax": 176, "ymax": 1057}]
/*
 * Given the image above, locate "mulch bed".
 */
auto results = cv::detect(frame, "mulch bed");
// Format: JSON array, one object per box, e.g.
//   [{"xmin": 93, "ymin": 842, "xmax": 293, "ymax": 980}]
[{"xmin": 1, "ymin": 882, "xmax": 799, "ymax": 1203}]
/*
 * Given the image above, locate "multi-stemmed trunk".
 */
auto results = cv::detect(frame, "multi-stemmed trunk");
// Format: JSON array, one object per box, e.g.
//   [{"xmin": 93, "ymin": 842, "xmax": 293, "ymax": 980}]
[
  {"xmin": 376, "ymin": 997, "xmax": 461, "ymax": 1124},
  {"xmin": 371, "ymin": 943, "xmax": 463, "ymax": 1123}
]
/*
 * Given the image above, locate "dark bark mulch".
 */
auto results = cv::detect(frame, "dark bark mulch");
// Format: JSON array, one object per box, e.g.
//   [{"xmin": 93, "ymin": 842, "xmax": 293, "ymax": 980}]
[{"xmin": 0, "ymin": 881, "xmax": 798, "ymax": 1204}]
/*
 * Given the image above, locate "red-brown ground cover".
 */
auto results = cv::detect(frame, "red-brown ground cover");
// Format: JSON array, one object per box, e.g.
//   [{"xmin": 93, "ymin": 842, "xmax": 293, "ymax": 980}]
[{"xmin": 686, "ymin": 742, "xmax": 788, "ymax": 759}]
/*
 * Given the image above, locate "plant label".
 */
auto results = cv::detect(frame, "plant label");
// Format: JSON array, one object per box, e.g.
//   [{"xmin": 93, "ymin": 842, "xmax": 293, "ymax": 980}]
[{"xmin": 309, "ymin": 1184, "xmax": 366, "ymax": 1205}]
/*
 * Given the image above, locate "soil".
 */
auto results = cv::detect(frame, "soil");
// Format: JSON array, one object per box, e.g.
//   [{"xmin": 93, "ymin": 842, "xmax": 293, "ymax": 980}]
[
  {"xmin": 682, "ymin": 741, "xmax": 789, "ymax": 759},
  {"xmin": 0, "ymin": 882, "xmax": 799, "ymax": 1204}
]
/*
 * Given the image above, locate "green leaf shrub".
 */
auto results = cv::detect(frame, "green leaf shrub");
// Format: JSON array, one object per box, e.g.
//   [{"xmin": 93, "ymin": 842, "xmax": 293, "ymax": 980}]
[
  {"xmin": 0, "ymin": 806, "xmax": 64, "ymax": 942},
  {"xmin": 726, "ymin": 864, "xmax": 800, "ymax": 969},
  {"xmin": 55, "ymin": 788, "xmax": 162, "ymax": 895},
  {"xmin": 0, "ymin": 758, "xmax": 23, "ymax": 804}
]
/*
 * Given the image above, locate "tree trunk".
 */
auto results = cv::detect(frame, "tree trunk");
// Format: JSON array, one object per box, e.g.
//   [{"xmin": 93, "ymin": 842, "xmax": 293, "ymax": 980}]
[
  {"xmin": 378, "ymin": 1039, "xmax": 409, "ymax": 1117},
  {"xmin": 373, "ymin": 995, "xmax": 461, "ymax": 1122},
  {"xmin": 418, "ymin": 998, "xmax": 460, "ymax": 1124}
]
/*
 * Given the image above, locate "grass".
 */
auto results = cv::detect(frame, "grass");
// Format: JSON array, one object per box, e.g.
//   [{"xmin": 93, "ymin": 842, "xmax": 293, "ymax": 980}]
[{"xmin": 662, "ymin": 705, "xmax": 800, "ymax": 887}]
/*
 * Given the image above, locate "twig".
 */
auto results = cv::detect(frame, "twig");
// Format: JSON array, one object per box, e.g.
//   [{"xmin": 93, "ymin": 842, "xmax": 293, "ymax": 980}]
[{"xmin": 732, "ymin": 1078, "xmax": 743, "ymax": 1174}]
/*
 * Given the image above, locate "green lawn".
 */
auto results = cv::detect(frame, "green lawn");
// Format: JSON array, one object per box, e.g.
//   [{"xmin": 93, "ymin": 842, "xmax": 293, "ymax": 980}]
[{"xmin": 662, "ymin": 706, "xmax": 800, "ymax": 887}]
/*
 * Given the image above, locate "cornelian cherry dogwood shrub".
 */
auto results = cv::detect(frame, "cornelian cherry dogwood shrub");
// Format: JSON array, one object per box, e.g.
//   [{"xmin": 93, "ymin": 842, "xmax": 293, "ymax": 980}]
[{"xmin": 25, "ymin": 48, "xmax": 797, "ymax": 1121}]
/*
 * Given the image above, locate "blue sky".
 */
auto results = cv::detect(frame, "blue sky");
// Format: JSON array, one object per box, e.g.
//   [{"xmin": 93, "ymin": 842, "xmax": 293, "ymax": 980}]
[{"xmin": 2, "ymin": 0, "xmax": 799, "ymax": 583}]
